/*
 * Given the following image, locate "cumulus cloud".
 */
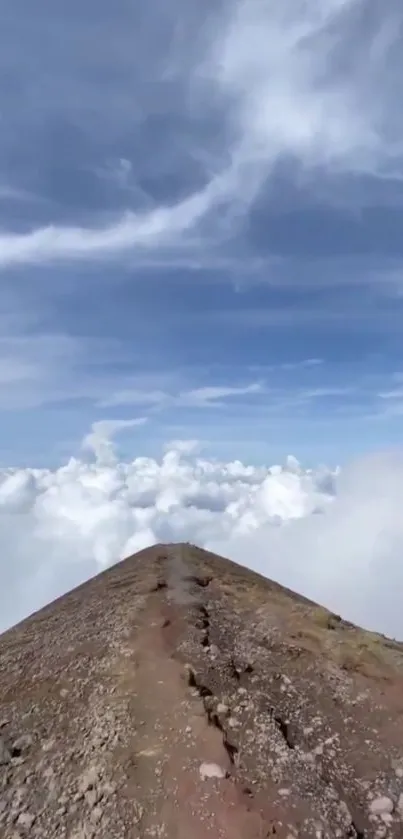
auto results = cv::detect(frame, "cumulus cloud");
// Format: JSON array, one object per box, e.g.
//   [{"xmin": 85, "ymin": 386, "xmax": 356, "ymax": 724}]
[
  {"xmin": 1, "ymin": 424, "xmax": 403, "ymax": 641},
  {"xmin": 82, "ymin": 418, "xmax": 148, "ymax": 464},
  {"xmin": 0, "ymin": 0, "xmax": 401, "ymax": 268},
  {"xmin": 211, "ymin": 451, "xmax": 403, "ymax": 641}
]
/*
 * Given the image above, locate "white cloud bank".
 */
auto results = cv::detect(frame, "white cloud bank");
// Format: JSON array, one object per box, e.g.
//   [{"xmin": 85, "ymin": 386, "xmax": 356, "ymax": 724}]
[{"xmin": 1, "ymin": 423, "xmax": 403, "ymax": 640}]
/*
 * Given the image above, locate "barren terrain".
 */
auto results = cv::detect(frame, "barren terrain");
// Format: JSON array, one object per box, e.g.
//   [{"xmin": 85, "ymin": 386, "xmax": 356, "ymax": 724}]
[{"xmin": 1, "ymin": 543, "xmax": 403, "ymax": 838}]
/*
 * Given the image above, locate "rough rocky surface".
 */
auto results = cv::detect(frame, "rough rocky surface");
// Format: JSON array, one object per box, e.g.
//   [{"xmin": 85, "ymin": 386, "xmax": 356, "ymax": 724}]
[{"xmin": 1, "ymin": 543, "xmax": 403, "ymax": 838}]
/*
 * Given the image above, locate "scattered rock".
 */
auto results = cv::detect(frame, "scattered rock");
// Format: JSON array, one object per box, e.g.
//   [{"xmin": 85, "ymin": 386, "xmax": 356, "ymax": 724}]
[
  {"xmin": 369, "ymin": 796, "xmax": 394, "ymax": 816},
  {"xmin": 375, "ymin": 828, "xmax": 388, "ymax": 839},
  {"xmin": 12, "ymin": 734, "xmax": 33, "ymax": 753},
  {"xmin": 85, "ymin": 788, "xmax": 99, "ymax": 808},
  {"xmin": 199, "ymin": 761, "xmax": 226, "ymax": 780},
  {"xmin": 133, "ymin": 802, "xmax": 144, "ymax": 824},
  {"xmin": 79, "ymin": 766, "xmax": 99, "ymax": 794},
  {"xmin": 101, "ymin": 780, "xmax": 117, "ymax": 797},
  {"xmin": 16, "ymin": 812, "xmax": 36, "ymax": 829},
  {"xmin": 381, "ymin": 812, "xmax": 393, "ymax": 824},
  {"xmin": 90, "ymin": 805, "xmax": 103, "ymax": 824},
  {"xmin": 0, "ymin": 736, "xmax": 11, "ymax": 765},
  {"xmin": 42, "ymin": 738, "xmax": 55, "ymax": 753}
]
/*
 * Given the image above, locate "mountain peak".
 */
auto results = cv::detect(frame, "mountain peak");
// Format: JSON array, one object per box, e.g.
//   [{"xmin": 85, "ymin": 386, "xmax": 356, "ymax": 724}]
[{"xmin": 1, "ymin": 543, "xmax": 403, "ymax": 837}]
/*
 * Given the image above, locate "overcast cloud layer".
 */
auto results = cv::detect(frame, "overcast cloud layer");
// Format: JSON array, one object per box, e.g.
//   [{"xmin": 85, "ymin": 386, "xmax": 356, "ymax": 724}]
[{"xmin": 1, "ymin": 424, "xmax": 403, "ymax": 642}]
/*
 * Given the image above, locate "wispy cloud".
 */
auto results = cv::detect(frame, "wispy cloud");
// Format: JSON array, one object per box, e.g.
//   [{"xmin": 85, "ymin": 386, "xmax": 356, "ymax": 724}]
[
  {"xmin": 99, "ymin": 381, "xmax": 264, "ymax": 409},
  {"xmin": 176, "ymin": 381, "xmax": 264, "ymax": 407},
  {"xmin": 206, "ymin": 302, "xmax": 403, "ymax": 331},
  {"xmin": 0, "ymin": 332, "xmax": 135, "ymax": 410},
  {"xmin": 378, "ymin": 388, "xmax": 403, "ymax": 400},
  {"xmin": 280, "ymin": 358, "xmax": 324, "ymax": 370},
  {"xmin": 0, "ymin": 322, "xmax": 267, "ymax": 414},
  {"xmin": 0, "ymin": 0, "xmax": 401, "ymax": 269},
  {"xmin": 372, "ymin": 386, "xmax": 403, "ymax": 419},
  {"xmin": 98, "ymin": 389, "xmax": 169, "ymax": 409},
  {"xmin": 0, "ymin": 185, "xmax": 43, "ymax": 203}
]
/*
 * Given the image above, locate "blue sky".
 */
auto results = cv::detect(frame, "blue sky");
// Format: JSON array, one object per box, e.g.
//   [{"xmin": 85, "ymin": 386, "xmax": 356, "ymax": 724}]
[{"xmin": 1, "ymin": 0, "xmax": 403, "ymax": 466}]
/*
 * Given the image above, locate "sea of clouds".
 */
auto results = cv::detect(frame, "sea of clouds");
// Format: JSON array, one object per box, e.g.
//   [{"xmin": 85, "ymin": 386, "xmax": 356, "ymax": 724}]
[{"xmin": 1, "ymin": 424, "xmax": 403, "ymax": 639}]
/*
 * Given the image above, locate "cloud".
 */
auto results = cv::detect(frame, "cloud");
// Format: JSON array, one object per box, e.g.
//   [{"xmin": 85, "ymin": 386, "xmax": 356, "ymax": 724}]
[
  {"xmin": 0, "ymin": 333, "xmax": 81, "ymax": 409},
  {"xmin": 92, "ymin": 158, "xmax": 134, "ymax": 189},
  {"xmin": 279, "ymin": 358, "xmax": 324, "ymax": 371},
  {"xmin": 0, "ymin": 195, "xmax": 213, "ymax": 268},
  {"xmin": 379, "ymin": 389, "xmax": 403, "ymax": 400},
  {"xmin": 180, "ymin": 382, "xmax": 264, "ymax": 406},
  {"xmin": 98, "ymin": 389, "xmax": 169, "ymax": 409},
  {"xmin": 0, "ymin": 358, "xmax": 39, "ymax": 386},
  {"xmin": 0, "ymin": 185, "xmax": 42, "ymax": 203},
  {"xmin": 99, "ymin": 381, "xmax": 264, "ymax": 409},
  {"xmin": 0, "ymin": 323, "xmax": 363, "ymax": 420},
  {"xmin": 206, "ymin": 303, "xmax": 403, "ymax": 331},
  {"xmin": 82, "ymin": 418, "xmax": 148, "ymax": 464},
  {"xmin": 0, "ymin": 323, "xmax": 385, "ymax": 432},
  {"xmin": 1, "ymin": 429, "xmax": 403, "ymax": 641},
  {"xmin": 0, "ymin": 332, "xmax": 135, "ymax": 410},
  {"xmin": 0, "ymin": 0, "xmax": 401, "ymax": 269},
  {"xmin": 372, "ymin": 390, "xmax": 403, "ymax": 419},
  {"xmin": 211, "ymin": 451, "xmax": 403, "ymax": 641}
]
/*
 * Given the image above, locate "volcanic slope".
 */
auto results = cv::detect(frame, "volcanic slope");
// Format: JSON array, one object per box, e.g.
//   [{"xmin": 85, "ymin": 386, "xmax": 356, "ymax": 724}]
[{"xmin": 1, "ymin": 543, "xmax": 403, "ymax": 838}]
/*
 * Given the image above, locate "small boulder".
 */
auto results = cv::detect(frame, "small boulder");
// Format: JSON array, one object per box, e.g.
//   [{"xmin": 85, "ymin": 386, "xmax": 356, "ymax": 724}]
[
  {"xmin": 12, "ymin": 734, "xmax": 33, "ymax": 753},
  {"xmin": 17, "ymin": 812, "xmax": 36, "ymax": 829},
  {"xmin": 369, "ymin": 796, "xmax": 394, "ymax": 817},
  {"xmin": 199, "ymin": 761, "xmax": 226, "ymax": 780},
  {"xmin": 0, "ymin": 736, "xmax": 11, "ymax": 765}
]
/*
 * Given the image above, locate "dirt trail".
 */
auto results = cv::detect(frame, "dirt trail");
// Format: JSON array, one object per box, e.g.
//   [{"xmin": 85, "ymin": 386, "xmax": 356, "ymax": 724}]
[{"xmin": 121, "ymin": 547, "xmax": 267, "ymax": 838}]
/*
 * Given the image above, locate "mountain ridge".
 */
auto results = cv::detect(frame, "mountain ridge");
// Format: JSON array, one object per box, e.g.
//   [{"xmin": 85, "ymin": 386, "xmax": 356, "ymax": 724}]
[{"xmin": 1, "ymin": 542, "xmax": 403, "ymax": 838}]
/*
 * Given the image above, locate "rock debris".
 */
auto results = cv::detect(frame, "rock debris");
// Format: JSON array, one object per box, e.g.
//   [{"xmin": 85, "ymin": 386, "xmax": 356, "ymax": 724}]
[{"xmin": 1, "ymin": 542, "xmax": 403, "ymax": 837}]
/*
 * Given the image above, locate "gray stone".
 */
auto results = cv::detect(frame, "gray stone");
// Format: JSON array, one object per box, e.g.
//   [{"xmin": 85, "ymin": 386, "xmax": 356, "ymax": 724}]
[
  {"xmin": 199, "ymin": 761, "xmax": 226, "ymax": 780},
  {"xmin": 12, "ymin": 735, "xmax": 33, "ymax": 753},
  {"xmin": 79, "ymin": 767, "xmax": 99, "ymax": 793},
  {"xmin": 0, "ymin": 736, "xmax": 11, "ymax": 765},
  {"xmin": 85, "ymin": 788, "xmax": 99, "ymax": 808},
  {"xmin": 369, "ymin": 796, "xmax": 394, "ymax": 816},
  {"xmin": 16, "ymin": 812, "xmax": 36, "ymax": 828},
  {"xmin": 90, "ymin": 805, "xmax": 103, "ymax": 824}
]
